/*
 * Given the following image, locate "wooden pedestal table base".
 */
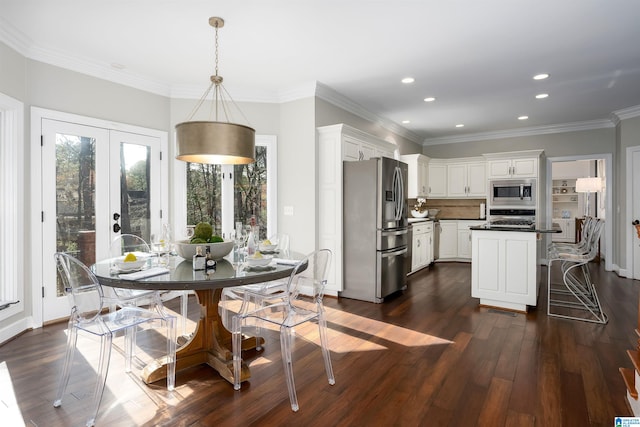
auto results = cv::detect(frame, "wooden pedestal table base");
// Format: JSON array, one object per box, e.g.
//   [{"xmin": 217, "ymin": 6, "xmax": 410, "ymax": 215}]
[{"xmin": 141, "ymin": 288, "xmax": 263, "ymax": 385}]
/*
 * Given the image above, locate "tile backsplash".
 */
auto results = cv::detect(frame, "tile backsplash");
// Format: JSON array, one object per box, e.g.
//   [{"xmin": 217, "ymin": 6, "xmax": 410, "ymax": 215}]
[{"xmin": 408, "ymin": 198, "xmax": 486, "ymax": 219}]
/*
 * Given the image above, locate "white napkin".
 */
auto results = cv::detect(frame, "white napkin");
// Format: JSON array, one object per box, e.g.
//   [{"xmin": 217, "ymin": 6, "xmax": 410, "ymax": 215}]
[
  {"xmin": 119, "ymin": 267, "xmax": 170, "ymax": 280},
  {"xmin": 272, "ymin": 258, "xmax": 299, "ymax": 266}
]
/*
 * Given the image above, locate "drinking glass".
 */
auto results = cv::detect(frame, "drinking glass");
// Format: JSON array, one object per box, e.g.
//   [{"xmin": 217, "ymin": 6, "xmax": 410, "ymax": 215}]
[
  {"xmin": 152, "ymin": 223, "xmax": 173, "ymax": 266},
  {"xmin": 232, "ymin": 228, "xmax": 246, "ymax": 265}
]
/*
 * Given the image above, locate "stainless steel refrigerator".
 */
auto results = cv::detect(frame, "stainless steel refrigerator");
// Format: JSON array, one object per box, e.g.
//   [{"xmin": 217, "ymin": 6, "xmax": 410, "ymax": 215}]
[{"xmin": 340, "ymin": 157, "xmax": 410, "ymax": 303}]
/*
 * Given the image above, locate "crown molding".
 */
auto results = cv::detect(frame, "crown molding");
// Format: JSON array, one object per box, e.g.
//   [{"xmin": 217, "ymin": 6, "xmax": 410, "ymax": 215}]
[
  {"xmin": 611, "ymin": 104, "xmax": 640, "ymax": 122},
  {"xmin": 314, "ymin": 82, "xmax": 423, "ymax": 144},
  {"xmin": 0, "ymin": 17, "xmax": 172, "ymax": 97},
  {"xmin": 31, "ymin": 44, "xmax": 172, "ymax": 96},
  {"xmin": 0, "ymin": 17, "xmax": 30, "ymax": 54},
  {"xmin": 422, "ymin": 119, "xmax": 615, "ymax": 146}
]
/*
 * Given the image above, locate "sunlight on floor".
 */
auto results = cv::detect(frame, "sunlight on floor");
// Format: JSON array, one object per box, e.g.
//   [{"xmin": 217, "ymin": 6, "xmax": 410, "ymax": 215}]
[
  {"xmin": 0, "ymin": 361, "xmax": 26, "ymax": 426},
  {"xmin": 239, "ymin": 305, "xmax": 454, "ymax": 353},
  {"xmin": 321, "ymin": 305, "xmax": 453, "ymax": 352}
]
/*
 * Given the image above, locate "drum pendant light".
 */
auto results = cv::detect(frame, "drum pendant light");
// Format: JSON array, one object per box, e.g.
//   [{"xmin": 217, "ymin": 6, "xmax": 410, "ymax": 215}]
[{"xmin": 175, "ymin": 17, "xmax": 255, "ymax": 165}]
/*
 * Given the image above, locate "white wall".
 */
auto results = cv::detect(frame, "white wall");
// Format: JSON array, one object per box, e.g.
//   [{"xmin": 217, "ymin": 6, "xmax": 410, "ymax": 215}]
[{"xmin": 618, "ymin": 115, "xmax": 640, "ymax": 274}]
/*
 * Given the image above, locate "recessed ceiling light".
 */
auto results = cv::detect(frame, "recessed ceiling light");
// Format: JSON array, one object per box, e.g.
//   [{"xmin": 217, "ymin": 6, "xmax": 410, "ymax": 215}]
[
  {"xmin": 536, "ymin": 93, "xmax": 549, "ymax": 99},
  {"xmin": 424, "ymin": 97, "xmax": 436, "ymax": 102},
  {"xmin": 402, "ymin": 120, "xmax": 410, "ymax": 124},
  {"xmin": 401, "ymin": 77, "xmax": 415, "ymax": 84},
  {"xmin": 518, "ymin": 116, "xmax": 529, "ymax": 120},
  {"xmin": 455, "ymin": 124, "xmax": 464, "ymax": 128},
  {"xmin": 533, "ymin": 73, "xmax": 549, "ymax": 80}
]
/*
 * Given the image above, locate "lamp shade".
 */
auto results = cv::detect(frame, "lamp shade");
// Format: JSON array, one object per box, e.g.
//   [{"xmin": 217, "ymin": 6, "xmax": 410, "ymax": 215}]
[
  {"xmin": 175, "ymin": 121, "xmax": 255, "ymax": 165},
  {"xmin": 575, "ymin": 177, "xmax": 602, "ymax": 193}
]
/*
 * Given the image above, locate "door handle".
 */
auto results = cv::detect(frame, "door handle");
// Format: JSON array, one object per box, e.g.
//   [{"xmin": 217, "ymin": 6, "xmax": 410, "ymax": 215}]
[
  {"xmin": 113, "ymin": 213, "xmax": 120, "ymax": 221},
  {"xmin": 113, "ymin": 223, "xmax": 121, "ymax": 233}
]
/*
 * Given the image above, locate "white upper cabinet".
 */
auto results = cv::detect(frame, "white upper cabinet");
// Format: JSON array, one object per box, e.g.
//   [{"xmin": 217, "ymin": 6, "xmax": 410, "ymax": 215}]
[
  {"xmin": 343, "ymin": 136, "xmax": 379, "ymax": 161},
  {"xmin": 484, "ymin": 150, "xmax": 543, "ymax": 179},
  {"xmin": 427, "ymin": 163, "xmax": 447, "ymax": 198},
  {"xmin": 447, "ymin": 161, "xmax": 486, "ymax": 198},
  {"xmin": 401, "ymin": 154, "xmax": 430, "ymax": 198}
]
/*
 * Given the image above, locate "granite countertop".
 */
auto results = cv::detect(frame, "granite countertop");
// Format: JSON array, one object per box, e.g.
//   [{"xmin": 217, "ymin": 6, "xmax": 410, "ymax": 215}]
[
  {"xmin": 470, "ymin": 223, "xmax": 562, "ymax": 233},
  {"xmin": 407, "ymin": 218, "xmax": 433, "ymax": 223}
]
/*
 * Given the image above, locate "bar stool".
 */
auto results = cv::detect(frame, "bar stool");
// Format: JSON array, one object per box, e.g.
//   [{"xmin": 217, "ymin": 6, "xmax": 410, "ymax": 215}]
[{"xmin": 547, "ymin": 217, "xmax": 607, "ymax": 324}]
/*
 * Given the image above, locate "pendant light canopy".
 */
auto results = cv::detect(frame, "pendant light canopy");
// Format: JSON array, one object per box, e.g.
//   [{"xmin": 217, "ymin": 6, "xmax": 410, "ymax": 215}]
[{"xmin": 175, "ymin": 17, "xmax": 255, "ymax": 165}]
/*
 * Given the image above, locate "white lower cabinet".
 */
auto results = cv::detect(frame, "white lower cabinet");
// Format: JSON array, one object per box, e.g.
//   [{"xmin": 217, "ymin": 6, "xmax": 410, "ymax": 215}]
[
  {"xmin": 471, "ymin": 229, "xmax": 538, "ymax": 312},
  {"xmin": 438, "ymin": 221, "xmax": 458, "ymax": 259},
  {"xmin": 551, "ymin": 218, "xmax": 575, "ymax": 243},
  {"xmin": 457, "ymin": 220, "xmax": 487, "ymax": 259},
  {"xmin": 438, "ymin": 220, "xmax": 486, "ymax": 261},
  {"xmin": 411, "ymin": 221, "xmax": 433, "ymax": 272}
]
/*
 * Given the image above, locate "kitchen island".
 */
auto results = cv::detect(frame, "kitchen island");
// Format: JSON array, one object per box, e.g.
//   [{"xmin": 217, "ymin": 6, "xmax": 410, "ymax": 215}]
[{"xmin": 469, "ymin": 225, "xmax": 559, "ymax": 312}]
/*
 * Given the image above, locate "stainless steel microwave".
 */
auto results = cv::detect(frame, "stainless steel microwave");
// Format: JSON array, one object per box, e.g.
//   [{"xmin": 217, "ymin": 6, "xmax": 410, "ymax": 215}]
[{"xmin": 490, "ymin": 179, "xmax": 536, "ymax": 206}]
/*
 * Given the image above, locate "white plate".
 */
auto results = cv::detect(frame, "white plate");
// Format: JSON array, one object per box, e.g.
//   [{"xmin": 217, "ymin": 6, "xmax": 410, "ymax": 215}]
[
  {"xmin": 259, "ymin": 242, "xmax": 278, "ymax": 251},
  {"xmin": 114, "ymin": 258, "xmax": 146, "ymax": 272},
  {"xmin": 246, "ymin": 255, "xmax": 273, "ymax": 266}
]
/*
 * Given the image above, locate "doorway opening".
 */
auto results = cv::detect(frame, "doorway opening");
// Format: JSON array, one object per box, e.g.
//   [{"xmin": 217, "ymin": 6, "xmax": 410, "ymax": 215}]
[{"xmin": 545, "ymin": 154, "xmax": 613, "ymax": 272}]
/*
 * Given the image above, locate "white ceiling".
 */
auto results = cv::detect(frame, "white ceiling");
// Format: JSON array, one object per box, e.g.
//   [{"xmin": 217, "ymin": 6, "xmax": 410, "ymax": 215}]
[{"xmin": 2, "ymin": 0, "xmax": 640, "ymax": 145}]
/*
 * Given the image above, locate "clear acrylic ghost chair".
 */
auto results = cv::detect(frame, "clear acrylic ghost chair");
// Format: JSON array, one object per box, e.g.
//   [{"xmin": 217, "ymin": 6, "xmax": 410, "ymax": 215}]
[
  {"xmin": 547, "ymin": 218, "xmax": 607, "ymax": 323},
  {"xmin": 108, "ymin": 234, "xmax": 189, "ymax": 335},
  {"xmin": 232, "ymin": 249, "xmax": 334, "ymax": 412},
  {"xmin": 220, "ymin": 234, "xmax": 291, "ymax": 347},
  {"xmin": 52, "ymin": 253, "xmax": 176, "ymax": 427},
  {"xmin": 547, "ymin": 216, "xmax": 596, "ymax": 257}
]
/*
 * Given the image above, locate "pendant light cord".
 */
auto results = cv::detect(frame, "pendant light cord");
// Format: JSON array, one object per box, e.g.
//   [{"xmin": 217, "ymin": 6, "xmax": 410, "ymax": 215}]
[{"xmin": 184, "ymin": 17, "xmax": 253, "ymax": 128}]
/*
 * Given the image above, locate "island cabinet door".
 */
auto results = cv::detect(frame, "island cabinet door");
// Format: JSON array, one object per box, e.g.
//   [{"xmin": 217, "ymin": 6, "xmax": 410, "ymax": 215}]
[{"xmin": 471, "ymin": 231, "xmax": 538, "ymax": 309}]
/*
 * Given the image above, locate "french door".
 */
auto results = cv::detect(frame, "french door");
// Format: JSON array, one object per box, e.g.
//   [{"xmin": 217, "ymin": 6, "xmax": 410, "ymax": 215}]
[{"xmin": 39, "ymin": 118, "xmax": 163, "ymax": 322}]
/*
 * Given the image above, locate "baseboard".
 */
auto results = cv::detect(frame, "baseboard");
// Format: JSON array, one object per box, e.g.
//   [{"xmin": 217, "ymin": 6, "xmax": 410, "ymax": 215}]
[
  {"xmin": 613, "ymin": 264, "xmax": 630, "ymax": 278},
  {"xmin": 0, "ymin": 317, "xmax": 34, "ymax": 346}
]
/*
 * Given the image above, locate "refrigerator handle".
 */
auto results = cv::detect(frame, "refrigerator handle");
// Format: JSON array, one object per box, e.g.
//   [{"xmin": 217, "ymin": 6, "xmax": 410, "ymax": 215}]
[
  {"xmin": 398, "ymin": 166, "xmax": 405, "ymax": 219},
  {"xmin": 381, "ymin": 229, "xmax": 409, "ymax": 237},
  {"xmin": 393, "ymin": 166, "xmax": 404, "ymax": 221},
  {"xmin": 380, "ymin": 247, "xmax": 407, "ymax": 258}
]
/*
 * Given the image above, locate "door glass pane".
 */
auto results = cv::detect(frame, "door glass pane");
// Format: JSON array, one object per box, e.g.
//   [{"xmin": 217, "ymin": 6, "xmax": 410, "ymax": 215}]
[
  {"xmin": 234, "ymin": 145, "xmax": 268, "ymax": 240},
  {"xmin": 56, "ymin": 133, "xmax": 96, "ymax": 297},
  {"xmin": 186, "ymin": 163, "xmax": 223, "ymax": 236},
  {"xmin": 118, "ymin": 143, "xmax": 151, "ymax": 241}
]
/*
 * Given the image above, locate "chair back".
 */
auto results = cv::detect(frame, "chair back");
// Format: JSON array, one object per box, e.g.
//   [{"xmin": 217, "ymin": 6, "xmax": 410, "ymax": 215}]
[
  {"xmin": 275, "ymin": 234, "xmax": 290, "ymax": 255},
  {"xmin": 287, "ymin": 249, "xmax": 332, "ymax": 308},
  {"xmin": 110, "ymin": 234, "xmax": 151, "ymax": 258},
  {"xmin": 55, "ymin": 252, "xmax": 104, "ymax": 323},
  {"xmin": 584, "ymin": 218, "xmax": 604, "ymax": 260}
]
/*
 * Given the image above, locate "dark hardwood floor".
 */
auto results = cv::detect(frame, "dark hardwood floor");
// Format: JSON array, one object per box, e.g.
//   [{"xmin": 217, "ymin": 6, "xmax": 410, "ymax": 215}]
[{"xmin": 1, "ymin": 261, "xmax": 638, "ymax": 426}]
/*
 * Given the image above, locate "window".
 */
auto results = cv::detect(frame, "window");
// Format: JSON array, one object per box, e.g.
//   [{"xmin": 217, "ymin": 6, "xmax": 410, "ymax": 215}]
[
  {"xmin": 182, "ymin": 135, "xmax": 277, "ymax": 240},
  {"xmin": 0, "ymin": 93, "xmax": 24, "ymax": 322}
]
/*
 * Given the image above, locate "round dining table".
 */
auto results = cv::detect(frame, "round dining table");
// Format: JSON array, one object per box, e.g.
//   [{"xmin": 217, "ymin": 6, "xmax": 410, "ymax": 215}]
[{"xmin": 92, "ymin": 253, "xmax": 302, "ymax": 386}]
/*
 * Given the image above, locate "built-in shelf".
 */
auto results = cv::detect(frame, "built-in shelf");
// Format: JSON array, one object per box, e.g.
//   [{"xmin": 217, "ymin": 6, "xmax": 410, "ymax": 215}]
[{"xmin": 551, "ymin": 179, "xmax": 582, "ymax": 241}]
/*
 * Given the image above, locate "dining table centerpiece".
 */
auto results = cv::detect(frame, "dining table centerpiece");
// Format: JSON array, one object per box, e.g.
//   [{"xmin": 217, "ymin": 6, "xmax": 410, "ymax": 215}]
[{"xmin": 174, "ymin": 221, "xmax": 234, "ymax": 260}]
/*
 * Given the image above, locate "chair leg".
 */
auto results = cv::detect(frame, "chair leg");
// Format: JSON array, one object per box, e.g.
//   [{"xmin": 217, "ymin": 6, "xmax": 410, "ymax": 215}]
[
  {"xmin": 232, "ymin": 314, "xmax": 243, "ymax": 391},
  {"xmin": 180, "ymin": 291, "xmax": 188, "ymax": 336},
  {"xmin": 165, "ymin": 315, "xmax": 176, "ymax": 391},
  {"xmin": 53, "ymin": 321, "xmax": 78, "ymax": 408},
  {"xmin": 280, "ymin": 325, "xmax": 299, "ymax": 412},
  {"xmin": 87, "ymin": 333, "xmax": 113, "ymax": 427},
  {"xmin": 318, "ymin": 310, "xmax": 335, "ymax": 386},
  {"xmin": 124, "ymin": 327, "xmax": 134, "ymax": 373}
]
